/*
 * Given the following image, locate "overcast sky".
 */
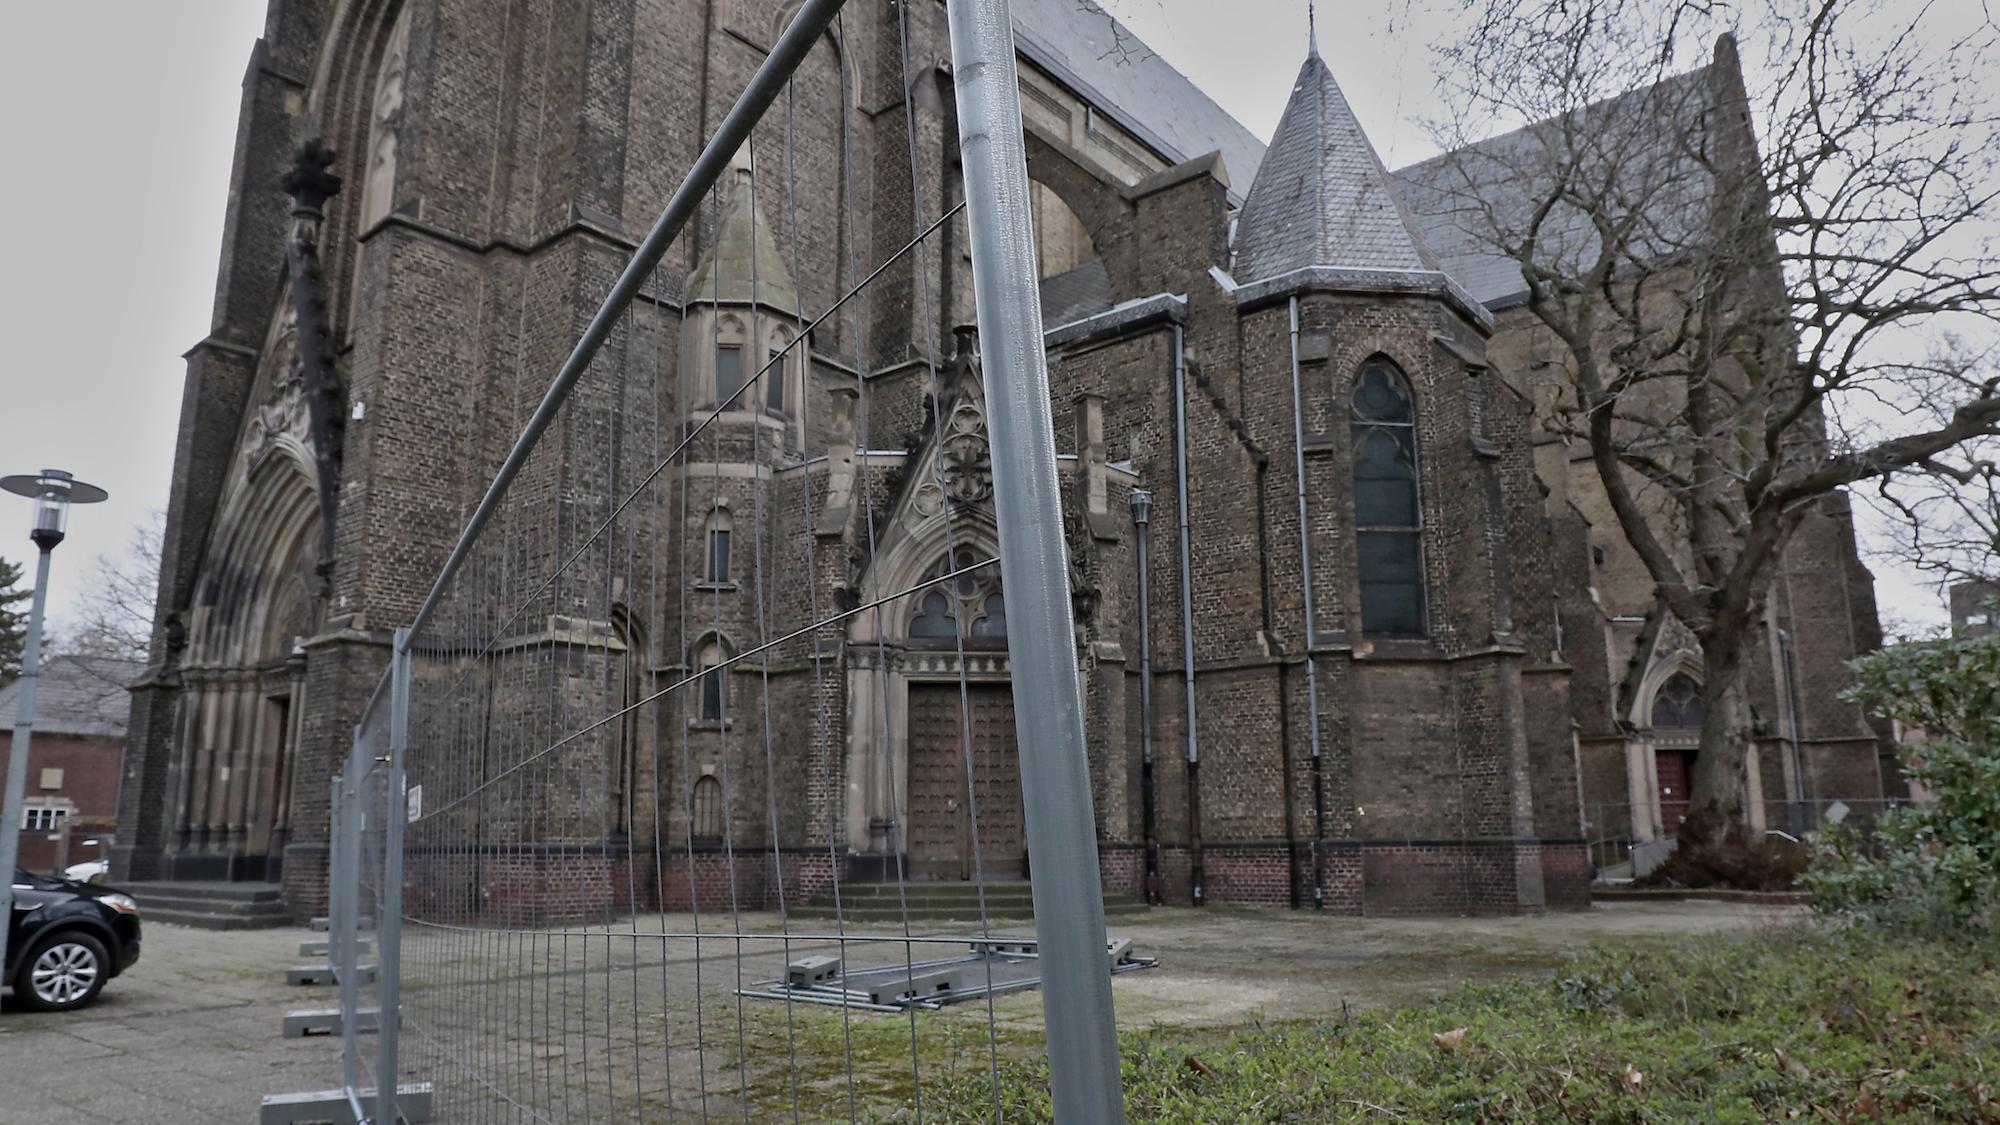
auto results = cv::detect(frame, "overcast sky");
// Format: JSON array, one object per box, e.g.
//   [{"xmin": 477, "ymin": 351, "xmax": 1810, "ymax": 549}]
[{"xmin": 0, "ymin": 0, "xmax": 1960, "ymax": 638}]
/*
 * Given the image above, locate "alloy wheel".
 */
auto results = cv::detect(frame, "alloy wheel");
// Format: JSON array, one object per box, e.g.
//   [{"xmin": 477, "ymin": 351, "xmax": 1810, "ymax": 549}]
[{"xmin": 30, "ymin": 941, "xmax": 100, "ymax": 1007}]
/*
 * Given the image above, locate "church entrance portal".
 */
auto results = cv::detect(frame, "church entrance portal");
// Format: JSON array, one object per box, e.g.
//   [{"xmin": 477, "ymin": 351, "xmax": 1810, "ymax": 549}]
[{"xmin": 906, "ymin": 683, "xmax": 1025, "ymax": 880}]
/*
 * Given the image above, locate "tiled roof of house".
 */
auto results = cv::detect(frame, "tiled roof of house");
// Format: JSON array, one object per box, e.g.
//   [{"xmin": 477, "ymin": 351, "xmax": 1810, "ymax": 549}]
[{"xmin": 0, "ymin": 655, "xmax": 142, "ymax": 739}]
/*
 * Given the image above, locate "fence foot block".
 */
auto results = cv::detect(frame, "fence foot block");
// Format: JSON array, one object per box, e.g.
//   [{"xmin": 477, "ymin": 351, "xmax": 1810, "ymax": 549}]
[
  {"xmin": 298, "ymin": 939, "xmax": 371, "ymax": 957},
  {"xmin": 281, "ymin": 1006, "xmax": 386, "ymax": 1038},
  {"xmin": 259, "ymin": 1083, "xmax": 432, "ymax": 1124},
  {"xmin": 287, "ymin": 963, "xmax": 377, "ymax": 986},
  {"xmin": 308, "ymin": 916, "xmax": 329, "ymax": 932}
]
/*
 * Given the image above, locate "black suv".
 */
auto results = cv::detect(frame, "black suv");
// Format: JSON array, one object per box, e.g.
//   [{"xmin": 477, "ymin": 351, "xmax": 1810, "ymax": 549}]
[{"xmin": 6, "ymin": 868, "xmax": 141, "ymax": 1011}]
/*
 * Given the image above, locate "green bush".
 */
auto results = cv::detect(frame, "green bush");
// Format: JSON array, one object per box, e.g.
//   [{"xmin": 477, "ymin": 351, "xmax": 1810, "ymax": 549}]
[{"xmin": 1804, "ymin": 627, "xmax": 2000, "ymax": 935}]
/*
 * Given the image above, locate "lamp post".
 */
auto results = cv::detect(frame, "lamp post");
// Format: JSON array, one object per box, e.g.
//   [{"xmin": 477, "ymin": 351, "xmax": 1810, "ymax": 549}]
[
  {"xmin": 1, "ymin": 469, "xmax": 109, "ymax": 978},
  {"xmin": 1129, "ymin": 489, "xmax": 1160, "ymax": 904}
]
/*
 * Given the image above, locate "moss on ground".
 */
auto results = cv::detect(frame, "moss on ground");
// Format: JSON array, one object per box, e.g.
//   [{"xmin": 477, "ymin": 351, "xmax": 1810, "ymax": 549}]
[{"xmin": 764, "ymin": 925, "xmax": 1998, "ymax": 1122}]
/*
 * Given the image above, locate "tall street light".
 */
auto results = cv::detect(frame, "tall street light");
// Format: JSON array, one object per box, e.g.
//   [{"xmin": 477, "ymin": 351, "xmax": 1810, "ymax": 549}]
[{"xmin": 1, "ymin": 469, "xmax": 109, "ymax": 979}]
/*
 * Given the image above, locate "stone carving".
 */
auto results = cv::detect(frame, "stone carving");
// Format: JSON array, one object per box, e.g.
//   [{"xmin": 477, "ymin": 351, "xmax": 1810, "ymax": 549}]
[
  {"xmin": 940, "ymin": 403, "xmax": 992, "ymax": 505},
  {"xmin": 244, "ymin": 306, "xmax": 309, "ymax": 478}
]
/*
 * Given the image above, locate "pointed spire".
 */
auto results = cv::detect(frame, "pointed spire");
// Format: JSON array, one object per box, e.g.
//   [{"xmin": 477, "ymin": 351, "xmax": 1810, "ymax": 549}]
[
  {"xmin": 1231, "ymin": 49, "xmax": 1440, "ymax": 284},
  {"xmin": 1307, "ymin": 1, "xmax": 1318, "ymax": 59},
  {"xmin": 687, "ymin": 164, "xmax": 802, "ymax": 316}
]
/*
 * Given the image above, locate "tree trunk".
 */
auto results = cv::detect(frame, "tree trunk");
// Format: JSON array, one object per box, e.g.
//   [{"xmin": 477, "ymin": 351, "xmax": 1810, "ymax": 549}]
[{"xmin": 1690, "ymin": 639, "xmax": 1754, "ymax": 824}]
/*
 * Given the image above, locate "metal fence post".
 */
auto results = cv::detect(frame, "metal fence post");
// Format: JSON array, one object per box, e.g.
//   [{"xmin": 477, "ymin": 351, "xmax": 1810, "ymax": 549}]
[
  {"xmin": 944, "ymin": 1, "xmax": 1126, "ymax": 1118},
  {"xmin": 375, "ymin": 631, "xmax": 411, "ymax": 1124},
  {"xmin": 332, "ymin": 765, "xmax": 359, "ymax": 1103}
]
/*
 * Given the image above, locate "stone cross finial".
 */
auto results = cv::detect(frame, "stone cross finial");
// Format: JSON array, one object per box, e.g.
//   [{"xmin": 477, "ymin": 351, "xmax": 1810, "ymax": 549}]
[{"xmin": 282, "ymin": 139, "xmax": 343, "ymax": 216}]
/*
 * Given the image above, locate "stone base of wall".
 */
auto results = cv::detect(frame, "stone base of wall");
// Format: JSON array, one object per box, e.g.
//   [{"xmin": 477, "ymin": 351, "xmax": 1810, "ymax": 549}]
[
  {"xmin": 287, "ymin": 837, "xmax": 1591, "ymax": 922},
  {"xmin": 1149, "ymin": 840, "xmax": 1590, "ymax": 914},
  {"xmin": 394, "ymin": 845, "xmax": 843, "ymax": 925}
]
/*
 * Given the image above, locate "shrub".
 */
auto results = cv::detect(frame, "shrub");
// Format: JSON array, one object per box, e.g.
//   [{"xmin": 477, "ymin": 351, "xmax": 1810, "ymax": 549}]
[
  {"xmin": 1803, "ymin": 626, "xmax": 2000, "ymax": 934},
  {"xmin": 1636, "ymin": 807, "xmax": 1810, "ymax": 891}
]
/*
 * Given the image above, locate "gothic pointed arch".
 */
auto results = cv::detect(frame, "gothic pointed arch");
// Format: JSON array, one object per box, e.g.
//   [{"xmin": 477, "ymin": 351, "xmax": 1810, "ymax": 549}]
[{"xmin": 1350, "ymin": 354, "xmax": 1426, "ymax": 636}]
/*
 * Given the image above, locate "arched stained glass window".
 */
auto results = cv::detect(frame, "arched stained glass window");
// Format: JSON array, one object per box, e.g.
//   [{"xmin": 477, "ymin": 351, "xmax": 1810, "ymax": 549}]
[
  {"xmin": 690, "ymin": 775, "xmax": 724, "ymax": 843},
  {"xmin": 1651, "ymin": 672, "xmax": 1704, "ymax": 729},
  {"xmin": 970, "ymin": 593, "xmax": 1006, "ymax": 639},
  {"xmin": 706, "ymin": 507, "xmax": 732, "ymax": 583},
  {"xmin": 1351, "ymin": 358, "xmax": 1426, "ymax": 636},
  {"xmin": 909, "ymin": 592, "xmax": 959, "ymax": 638},
  {"xmin": 694, "ymin": 639, "xmax": 728, "ymax": 721},
  {"xmin": 908, "ymin": 547, "xmax": 1005, "ymax": 646}
]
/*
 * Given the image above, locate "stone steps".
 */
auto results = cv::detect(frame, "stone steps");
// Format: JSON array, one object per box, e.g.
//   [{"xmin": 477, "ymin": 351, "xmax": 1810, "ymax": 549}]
[{"xmin": 128, "ymin": 881, "xmax": 293, "ymax": 930}]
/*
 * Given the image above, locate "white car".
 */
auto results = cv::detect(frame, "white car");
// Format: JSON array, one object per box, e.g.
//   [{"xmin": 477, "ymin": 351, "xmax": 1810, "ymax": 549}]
[{"xmin": 63, "ymin": 859, "xmax": 109, "ymax": 884}]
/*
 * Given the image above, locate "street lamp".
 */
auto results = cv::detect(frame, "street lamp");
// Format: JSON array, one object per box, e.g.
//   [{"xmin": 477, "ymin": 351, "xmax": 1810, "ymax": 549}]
[{"xmin": 1, "ymin": 469, "xmax": 109, "ymax": 979}]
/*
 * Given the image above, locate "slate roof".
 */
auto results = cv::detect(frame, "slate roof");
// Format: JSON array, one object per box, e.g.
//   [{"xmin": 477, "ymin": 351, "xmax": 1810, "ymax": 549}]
[
  {"xmin": 687, "ymin": 169, "xmax": 801, "ymax": 315},
  {"xmin": 1011, "ymin": 0, "xmax": 1266, "ymax": 205},
  {"xmin": 1393, "ymin": 65, "xmax": 1717, "ymax": 309},
  {"xmin": 1231, "ymin": 50, "xmax": 1441, "ymax": 284},
  {"xmin": 0, "ymin": 656, "xmax": 142, "ymax": 739},
  {"xmin": 1038, "ymin": 258, "xmax": 1116, "ymax": 327}
]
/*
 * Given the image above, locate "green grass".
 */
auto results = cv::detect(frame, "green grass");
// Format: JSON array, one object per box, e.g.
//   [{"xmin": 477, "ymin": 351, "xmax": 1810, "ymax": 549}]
[{"xmin": 769, "ymin": 925, "xmax": 2000, "ymax": 1122}]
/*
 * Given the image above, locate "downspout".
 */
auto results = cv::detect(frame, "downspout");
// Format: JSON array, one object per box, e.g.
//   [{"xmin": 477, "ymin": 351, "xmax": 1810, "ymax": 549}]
[
  {"xmin": 1132, "ymin": 491, "xmax": 1161, "ymax": 904},
  {"xmin": 1288, "ymin": 297, "xmax": 1327, "ymax": 908},
  {"xmin": 1255, "ymin": 458, "xmax": 1301, "ymax": 907},
  {"xmin": 1779, "ymin": 628, "xmax": 1810, "ymax": 834},
  {"xmin": 1172, "ymin": 323, "xmax": 1203, "ymax": 906}
]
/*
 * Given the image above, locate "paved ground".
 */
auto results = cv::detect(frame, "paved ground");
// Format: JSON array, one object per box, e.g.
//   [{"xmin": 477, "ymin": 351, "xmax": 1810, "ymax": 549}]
[
  {"xmin": 0, "ymin": 924, "xmax": 336, "ymax": 1124},
  {"xmin": 0, "ymin": 900, "xmax": 1801, "ymax": 1123}
]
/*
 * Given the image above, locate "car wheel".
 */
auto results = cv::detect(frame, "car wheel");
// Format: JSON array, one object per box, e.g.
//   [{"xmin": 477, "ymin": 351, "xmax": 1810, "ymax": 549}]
[{"xmin": 16, "ymin": 931, "xmax": 110, "ymax": 1012}]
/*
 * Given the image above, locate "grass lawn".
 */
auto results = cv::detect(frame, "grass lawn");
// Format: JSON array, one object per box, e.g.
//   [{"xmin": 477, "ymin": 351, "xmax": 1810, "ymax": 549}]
[{"xmin": 772, "ymin": 925, "xmax": 1999, "ymax": 1122}]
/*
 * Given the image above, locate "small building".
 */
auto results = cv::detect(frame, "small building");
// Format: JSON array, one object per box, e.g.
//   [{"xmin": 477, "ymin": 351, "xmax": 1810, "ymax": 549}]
[{"xmin": 0, "ymin": 655, "xmax": 141, "ymax": 873}]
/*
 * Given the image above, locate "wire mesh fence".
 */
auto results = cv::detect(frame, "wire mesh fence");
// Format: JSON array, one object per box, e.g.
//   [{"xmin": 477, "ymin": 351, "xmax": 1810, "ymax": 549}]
[{"xmin": 303, "ymin": 0, "xmax": 1127, "ymax": 1119}]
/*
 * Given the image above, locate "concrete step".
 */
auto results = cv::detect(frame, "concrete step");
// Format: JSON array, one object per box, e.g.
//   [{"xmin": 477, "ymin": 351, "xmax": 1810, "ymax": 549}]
[
  {"xmin": 128, "ymin": 882, "xmax": 293, "ymax": 930},
  {"xmin": 138, "ymin": 905, "xmax": 294, "ymax": 931},
  {"xmin": 127, "ymin": 880, "xmax": 285, "ymax": 904}
]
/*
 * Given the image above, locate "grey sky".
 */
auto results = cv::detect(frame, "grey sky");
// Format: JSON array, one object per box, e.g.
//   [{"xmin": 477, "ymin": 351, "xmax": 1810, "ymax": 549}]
[{"xmin": 0, "ymin": 0, "xmax": 1960, "ymax": 636}]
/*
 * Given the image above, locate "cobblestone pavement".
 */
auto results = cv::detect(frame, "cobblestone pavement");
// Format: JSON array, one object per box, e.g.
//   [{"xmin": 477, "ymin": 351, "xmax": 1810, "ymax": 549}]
[
  {"xmin": 0, "ymin": 899, "xmax": 1798, "ymax": 1122},
  {"xmin": 0, "ymin": 922, "xmax": 334, "ymax": 1124}
]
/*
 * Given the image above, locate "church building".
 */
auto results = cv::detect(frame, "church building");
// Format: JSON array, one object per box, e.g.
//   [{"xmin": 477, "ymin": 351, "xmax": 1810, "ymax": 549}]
[{"xmin": 115, "ymin": 0, "xmax": 1893, "ymax": 921}]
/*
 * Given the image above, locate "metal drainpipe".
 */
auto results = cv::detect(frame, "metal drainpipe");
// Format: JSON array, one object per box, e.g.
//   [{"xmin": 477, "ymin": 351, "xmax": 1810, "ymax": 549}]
[
  {"xmin": 1132, "ymin": 490, "xmax": 1161, "ymax": 904},
  {"xmin": 1172, "ymin": 322, "xmax": 1203, "ymax": 906},
  {"xmin": 1288, "ymin": 297, "xmax": 1327, "ymax": 908},
  {"xmin": 1255, "ymin": 459, "xmax": 1302, "ymax": 908},
  {"xmin": 1779, "ymin": 628, "xmax": 1810, "ymax": 834}
]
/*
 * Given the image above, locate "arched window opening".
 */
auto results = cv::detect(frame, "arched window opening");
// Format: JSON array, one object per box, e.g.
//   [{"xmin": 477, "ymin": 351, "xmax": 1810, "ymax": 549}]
[
  {"xmin": 907, "ymin": 547, "xmax": 1006, "ymax": 647},
  {"xmin": 690, "ymin": 775, "xmax": 724, "ymax": 843},
  {"xmin": 1351, "ymin": 358, "xmax": 1426, "ymax": 636},
  {"xmin": 765, "ymin": 328, "xmax": 793, "ymax": 415},
  {"xmin": 910, "ymin": 592, "xmax": 959, "ymax": 638},
  {"xmin": 1651, "ymin": 672, "xmax": 1704, "ymax": 729},
  {"xmin": 1029, "ymin": 181, "xmax": 1095, "ymax": 279},
  {"xmin": 705, "ymin": 507, "xmax": 733, "ymax": 584},
  {"xmin": 347, "ymin": 5, "xmax": 412, "ymax": 335},
  {"xmin": 712, "ymin": 315, "xmax": 746, "ymax": 408},
  {"xmin": 694, "ymin": 639, "xmax": 728, "ymax": 722},
  {"xmin": 970, "ymin": 593, "xmax": 1006, "ymax": 639}
]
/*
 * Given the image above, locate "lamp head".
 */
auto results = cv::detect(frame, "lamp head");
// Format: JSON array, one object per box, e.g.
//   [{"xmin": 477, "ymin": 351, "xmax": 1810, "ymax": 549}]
[
  {"xmin": 1128, "ymin": 488, "xmax": 1152, "ymax": 527},
  {"xmin": 2, "ymin": 469, "xmax": 109, "ymax": 551}
]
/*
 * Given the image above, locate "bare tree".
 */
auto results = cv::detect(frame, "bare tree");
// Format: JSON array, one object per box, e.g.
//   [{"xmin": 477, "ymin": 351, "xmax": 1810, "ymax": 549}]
[
  {"xmin": 1422, "ymin": 0, "xmax": 2000, "ymax": 820},
  {"xmin": 58, "ymin": 510, "xmax": 163, "ymax": 665}
]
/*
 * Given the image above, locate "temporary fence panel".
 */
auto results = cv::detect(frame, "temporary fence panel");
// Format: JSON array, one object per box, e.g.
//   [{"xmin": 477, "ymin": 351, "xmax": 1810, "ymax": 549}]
[{"xmin": 309, "ymin": 0, "xmax": 1130, "ymax": 1119}]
